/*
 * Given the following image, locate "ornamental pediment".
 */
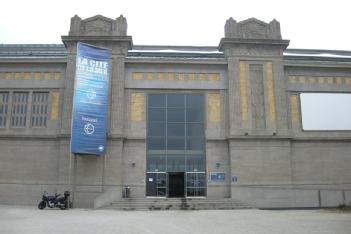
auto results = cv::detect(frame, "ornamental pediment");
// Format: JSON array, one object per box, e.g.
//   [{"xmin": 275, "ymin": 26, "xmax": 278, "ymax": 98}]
[
  {"xmin": 224, "ymin": 17, "xmax": 281, "ymax": 40},
  {"xmin": 83, "ymin": 15, "xmax": 113, "ymax": 35},
  {"xmin": 68, "ymin": 14, "xmax": 127, "ymax": 36}
]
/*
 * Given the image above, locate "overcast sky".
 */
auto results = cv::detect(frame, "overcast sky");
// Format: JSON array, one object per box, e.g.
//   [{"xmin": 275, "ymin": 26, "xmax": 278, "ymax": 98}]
[{"xmin": 1, "ymin": 0, "xmax": 351, "ymax": 50}]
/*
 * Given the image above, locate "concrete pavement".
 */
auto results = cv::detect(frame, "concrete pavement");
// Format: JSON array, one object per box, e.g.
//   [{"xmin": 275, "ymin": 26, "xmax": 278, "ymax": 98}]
[{"xmin": 0, "ymin": 205, "xmax": 350, "ymax": 234}]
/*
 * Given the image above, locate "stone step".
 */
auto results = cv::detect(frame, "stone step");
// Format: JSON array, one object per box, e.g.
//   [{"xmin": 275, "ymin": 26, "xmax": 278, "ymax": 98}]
[{"xmin": 106, "ymin": 198, "xmax": 251, "ymax": 210}]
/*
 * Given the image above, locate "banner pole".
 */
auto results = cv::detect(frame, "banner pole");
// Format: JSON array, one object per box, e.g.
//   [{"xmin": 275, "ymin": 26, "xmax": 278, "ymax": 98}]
[
  {"xmin": 102, "ymin": 152, "xmax": 106, "ymax": 193},
  {"xmin": 72, "ymin": 154, "xmax": 77, "ymax": 208},
  {"xmin": 68, "ymin": 153, "xmax": 72, "ymax": 188}
]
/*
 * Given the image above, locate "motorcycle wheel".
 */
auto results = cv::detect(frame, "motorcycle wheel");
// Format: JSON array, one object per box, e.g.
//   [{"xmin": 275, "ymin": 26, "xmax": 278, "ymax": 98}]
[
  {"xmin": 60, "ymin": 201, "xmax": 68, "ymax": 210},
  {"xmin": 38, "ymin": 201, "xmax": 46, "ymax": 210}
]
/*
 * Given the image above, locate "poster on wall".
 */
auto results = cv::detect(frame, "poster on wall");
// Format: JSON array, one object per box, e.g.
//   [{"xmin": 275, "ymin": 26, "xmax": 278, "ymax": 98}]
[
  {"xmin": 70, "ymin": 42, "xmax": 111, "ymax": 155},
  {"xmin": 210, "ymin": 172, "xmax": 226, "ymax": 181}
]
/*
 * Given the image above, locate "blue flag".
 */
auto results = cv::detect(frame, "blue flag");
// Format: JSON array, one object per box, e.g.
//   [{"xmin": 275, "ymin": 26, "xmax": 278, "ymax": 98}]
[{"xmin": 70, "ymin": 42, "xmax": 111, "ymax": 155}]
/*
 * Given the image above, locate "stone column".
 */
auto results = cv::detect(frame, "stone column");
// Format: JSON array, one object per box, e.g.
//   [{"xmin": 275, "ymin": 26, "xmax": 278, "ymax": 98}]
[
  {"xmin": 60, "ymin": 15, "xmax": 132, "ymax": 207},
  {"xmin": 219, "ymin": 18, "xmax": 292, "ymax": 201},
  {"xmin": 60, "ymin": 47, "xmax": 76, "ymax": 134},
  {"xmin": 219, "ymin": 17, "xmax": 290, "ymax": 136},
  {"xmin": 110, "ymin": 54, "xmax": 127, "ymax": 136}
]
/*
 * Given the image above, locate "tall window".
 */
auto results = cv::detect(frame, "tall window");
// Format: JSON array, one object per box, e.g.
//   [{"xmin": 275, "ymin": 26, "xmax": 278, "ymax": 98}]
[
  {"xmin": 0, "ymin": 92, "xmax": 9, "ymax": 127},
  {"xmin": 147, "ymin": 94, "xmax": 206, "ymax": 197},
  {"xmin": 147, "ymin": 94, "xmax": 205, "ymax": 172},
  {"xmin": 31, "ymin": 92, "xmax": 49, "ymax": 127},
  {"xmin": 11, "ymin": 92, "xmax": 29, "ymax": 127}
]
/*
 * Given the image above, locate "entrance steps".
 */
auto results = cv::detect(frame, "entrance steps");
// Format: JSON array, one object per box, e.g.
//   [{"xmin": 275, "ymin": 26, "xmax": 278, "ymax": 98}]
[{"xmin": 106, "ymin": 198, "xmax": 251, "ymax": 210}]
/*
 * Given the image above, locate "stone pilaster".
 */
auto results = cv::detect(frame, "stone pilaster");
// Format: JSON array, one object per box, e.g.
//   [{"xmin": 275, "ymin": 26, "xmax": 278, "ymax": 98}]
[
  {"xmin": 60, "ymin": 52, "xmax": 76, "ymax": 134},
  {"xmin": 59, "ymin": 15, "xmax": 132, "ymax": 205},
  {"xmin": 61, "ymin": 15, "xmax": 132, "ymax": 136},
  {"xmin": 110, "ymin": 54, "xmax": 127, "ymax": 136},
  {"xmin": 219, "ymin": 17, "xmax": 289, "ymax": 137}
]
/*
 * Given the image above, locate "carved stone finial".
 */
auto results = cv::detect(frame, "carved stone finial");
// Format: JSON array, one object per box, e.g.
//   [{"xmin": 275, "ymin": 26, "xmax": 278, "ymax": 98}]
[
  {"xmin": 69, "ymin": 15, "xmax": 82, "ymax": 35},
  {"xmin": 269, "ymin": 19, "xmax": 281, "ymax": 39},
  {"xmin": 224, "ymin": 17, "xmax": 283, "ymax": 40},
  {"xmin": 114, "ymin": 15, "xmax": 127, "ymax": 36},
  {"xmin": 225, "ymin": 18, "xmax": 238, "ymax": 38}
]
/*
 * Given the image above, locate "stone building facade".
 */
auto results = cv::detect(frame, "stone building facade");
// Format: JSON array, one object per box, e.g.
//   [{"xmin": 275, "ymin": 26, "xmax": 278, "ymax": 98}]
[{"xmin": 0, "ymin": 15, "xmax": 350, "ymax": 208}]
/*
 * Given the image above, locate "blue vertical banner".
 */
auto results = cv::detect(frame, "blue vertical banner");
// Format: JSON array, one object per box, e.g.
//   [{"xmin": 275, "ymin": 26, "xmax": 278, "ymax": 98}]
[{"xmin": 70, "ymin": 42, "xmax": 111, "ymax": 155}]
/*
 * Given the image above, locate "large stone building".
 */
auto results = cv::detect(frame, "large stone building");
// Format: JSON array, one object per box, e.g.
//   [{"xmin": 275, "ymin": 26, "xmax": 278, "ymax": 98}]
[{"xmin": 0, "ymin": 15, "xmax": 350, "ymax": 208}]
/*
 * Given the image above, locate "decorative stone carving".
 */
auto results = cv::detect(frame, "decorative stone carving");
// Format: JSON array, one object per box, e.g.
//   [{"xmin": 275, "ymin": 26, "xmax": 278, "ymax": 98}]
[
  {"xmin": 268, "ymin": 19, "xmax": 281, "ymax": 39},
  {"xmin": 85, "ymin": 17, "xmax": 112, "ymax": 35},
  {"xmin": 68, "ymin": 14, "xmax": 128, "ymax": 36},
  {"xmin": 224, "ymin": 17, "xmax": 282, "ymax": 40},
  {"xmin": 224, "ymin": 46, "xmax": 283, "ymax": 57},
  {"xmin": 69, "ymin": 15, "xmax": 82, "ymax": 36},
  {"xmin": 224, "ymin": 18, "xmax": 238, "ymax": 38},
  {"xmin": 114, "ymin": 15, "xmax": 127, "ymax": 36}
]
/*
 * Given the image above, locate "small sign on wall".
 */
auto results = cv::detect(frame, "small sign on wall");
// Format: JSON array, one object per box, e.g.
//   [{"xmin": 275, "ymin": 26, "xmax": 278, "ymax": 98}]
[
  {"xmin": 232, "ymin": 176, "xmax": 238, "ymax": 182},
  {"xmin": 209, "ymin": 172, "xmax": 226, "ymax": 181}
]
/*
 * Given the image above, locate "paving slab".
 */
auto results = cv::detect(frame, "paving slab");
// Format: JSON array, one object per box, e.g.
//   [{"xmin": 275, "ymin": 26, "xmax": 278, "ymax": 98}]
[{"xmin": 0, "ymin": 205, "xmax": 350, "ymax": 234}]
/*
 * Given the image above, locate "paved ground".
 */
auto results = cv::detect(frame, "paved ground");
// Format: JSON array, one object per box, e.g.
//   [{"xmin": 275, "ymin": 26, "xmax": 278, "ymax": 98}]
[{"xmin": 0, "ymin": 205, "xmax": 351, "ymax": 234}]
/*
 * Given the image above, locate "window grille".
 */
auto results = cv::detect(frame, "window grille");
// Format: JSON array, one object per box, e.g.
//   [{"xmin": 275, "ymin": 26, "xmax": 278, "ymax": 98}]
[
  {"xmin": 0, "ymin": 92, "xmax": 9, "ymax": 127},
  {"xmin": 11, "ymin": 92, "xmax": 28, "ymax": 127},
  {"xmin": 31, "ymin": 92, "xmax": 49, "ymax": 127}
]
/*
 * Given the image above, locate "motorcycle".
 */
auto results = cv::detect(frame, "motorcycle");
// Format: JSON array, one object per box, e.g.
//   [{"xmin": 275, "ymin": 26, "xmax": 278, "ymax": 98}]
[{"xmin": 38, "ymin": 191, "xmax": 70, "ymax": 210}]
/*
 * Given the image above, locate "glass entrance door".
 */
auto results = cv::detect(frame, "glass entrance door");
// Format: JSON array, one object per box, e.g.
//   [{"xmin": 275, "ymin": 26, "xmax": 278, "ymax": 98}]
[
  {"xmin": 168, "ymin": 172, "xmax": 185, "ymax": 197},
  {"xmin": 186, "ymin": 172, "xmax": 206, "ymax": 197},
  {"xmin": 146, "ymin": 94, "xmax": 206, "ymax": 198},
  {"xmin": 146, "ymin": 172, "xmax": 167, "ymax": 197}
]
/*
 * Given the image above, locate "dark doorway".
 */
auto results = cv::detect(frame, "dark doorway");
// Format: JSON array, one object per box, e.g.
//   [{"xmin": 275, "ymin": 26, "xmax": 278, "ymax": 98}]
[{"xmin": 168, "ymin": 172, "xmax": 185, "ymax": 197}]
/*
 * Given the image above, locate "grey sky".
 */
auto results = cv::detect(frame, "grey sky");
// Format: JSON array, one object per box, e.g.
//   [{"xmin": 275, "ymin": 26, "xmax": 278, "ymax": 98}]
[{"xmin": 1, "ymin": 0, "xmax": 351, "ymax": 50}]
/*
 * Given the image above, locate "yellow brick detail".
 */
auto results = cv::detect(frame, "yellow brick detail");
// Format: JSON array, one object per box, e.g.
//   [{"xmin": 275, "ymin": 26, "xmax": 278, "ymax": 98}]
[
  {"xmin": 157, "ymin": 73, "xmax": 164, "ymax": 80},
  {"xmin": 199, "ymin": 73, "xmax": 207, "ymax": 81},
  {"xmin": 188, "ymin": 73, "xmax": 196, "ymax": 81},
  {"xmin": 178, "ymin": 73, "xmax": 185, "ymax": 81},
  {"xmin": 298, "ymin": 76, "xmax": 306, "ymax": 83},
  {"xmin": 168, "ymin": 73, "xmax": 175, "ymax": 81},
  {"xmin": 51, "ymin": 92, "xmax": 60, "ymax": 121},
  {"xmin": 34, "ymin": 72, "xmax": 41, "ymax": 80},
  {"xmin": 318, "ymin": 77, "xmax": 325, "ymax": 84},
  {"xmin": 5, "ymin": 72, "xmax": 12, "ymax": 80},
  {"xmin": 208, "ymin": 93, "xmax": 221, "ymax": 123},
  {"xmin": 308, "ymin": 77, "xmax": 316, "ymax": 83},
  {"xmin": 131, "ymin": 93, "xmax": 145, "ymax": 122},
  {"xmin": 44, "ymin": 72, "xmax": 51, "ymax": 80},
  {"xmin": 290, "ymin": 95, "xmax": 300, "ymax": 123},
  {"xmin": 146, "ymin": 73, "xmax": 153, "ymax": 80},
  {"xmin": 288, "ymin": 76, "xmax": 296, "ymax": 83},
  {"xmin": 327, "ymin": 77, "xmax": 334, "ymax": 84},
  {"xmin": 336, "ymin": 77, "xmax": 343, "ymax": 84},
  {"xmin": 209, "ymin": 73, "xmax": 220, "ymax": 81},
  {"xmin": 132, "ymin": 72, "xmax": 144, "ymax": 80},
  {"xmin": 15, "ymin": 72, "xmax": 21, "ymax": 80},
  {"xmin": 54, "ymin": 72, "xmax": 61, "ymax": 80},
  {"xmin": 266, "ymin": 62, "xmax": 276, "ymax": 121},
  {"xmin": 24, "ymin": 72, "xmax": 31, "ymax": 80},
  {"xmin": 239, "ymin": 61, "xmax": 248, "ymax": 122}
]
